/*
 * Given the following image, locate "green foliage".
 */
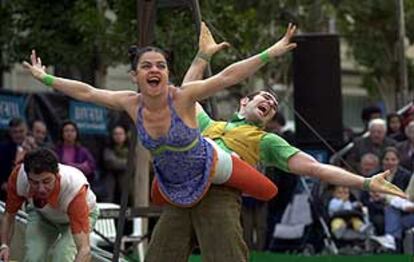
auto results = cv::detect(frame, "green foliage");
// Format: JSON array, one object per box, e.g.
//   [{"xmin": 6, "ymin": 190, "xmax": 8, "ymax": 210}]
[
  {"xmin": 3, "ymin": 0, "xmax": 88, "ymax": 67},
  {"xmin": 334, "ymin": 0, "xmax": 414, "ymax": 101},
  {"xmin": 153, "ymin": 0, "xmax": 313, "ymax": 88},
  {"xmin": 155, "ymin": 6, "xmax": 197, "ymax": 84},
  {"xmin": 0, "ymin": 0, "xmax": 346, "ymax": 91},
  {"xmin": 0, "ymin": 0, "xmax": 136, "ymax": 75}
]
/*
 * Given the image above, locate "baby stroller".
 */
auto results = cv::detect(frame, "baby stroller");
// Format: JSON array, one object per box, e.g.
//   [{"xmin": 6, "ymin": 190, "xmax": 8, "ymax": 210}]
[
  {"xmin": 318, "ymin": 183, "xmax": 376, "ymax": 254},
  {"xmin": 269, "ymin": 177, "xmax": 338, "ymax": 254}
]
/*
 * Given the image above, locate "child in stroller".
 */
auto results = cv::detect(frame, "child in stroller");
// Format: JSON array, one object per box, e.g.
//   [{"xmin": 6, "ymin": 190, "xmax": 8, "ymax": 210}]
[{"xmin": 328, "ymin": 185, "xmax": 372, "ymax": 240}]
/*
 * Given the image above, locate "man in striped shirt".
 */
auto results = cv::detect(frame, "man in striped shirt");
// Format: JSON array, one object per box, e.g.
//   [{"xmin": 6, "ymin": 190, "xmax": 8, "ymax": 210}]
[{"xmin": 0, "ymin": 148, "xmax": 98, "ymax": 262}]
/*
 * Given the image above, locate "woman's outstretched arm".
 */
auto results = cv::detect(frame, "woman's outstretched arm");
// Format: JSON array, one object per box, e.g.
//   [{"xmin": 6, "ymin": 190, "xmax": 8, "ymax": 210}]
[
  {"xmin": 182, "ymin": 23, "xmax": 297, "ymax": 101},
  {"xmin": 23, "ymin": 50, "xmax": 136, "ymax": 111}
]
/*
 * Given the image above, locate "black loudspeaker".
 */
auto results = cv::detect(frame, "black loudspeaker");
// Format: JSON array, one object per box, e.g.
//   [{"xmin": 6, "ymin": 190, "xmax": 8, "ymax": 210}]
[{"xmin": 293, "ymin": 34, "xmax": 343, "ymax": 148}]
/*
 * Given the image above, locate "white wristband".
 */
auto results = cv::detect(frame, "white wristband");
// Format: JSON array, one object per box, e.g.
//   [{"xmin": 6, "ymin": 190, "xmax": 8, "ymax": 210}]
[{"xmin": 0, "ymin": 243, "xmax": 8, "ymax": 250}]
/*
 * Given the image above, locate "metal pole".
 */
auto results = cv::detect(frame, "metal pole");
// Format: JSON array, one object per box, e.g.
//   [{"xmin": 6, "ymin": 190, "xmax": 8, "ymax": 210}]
[{"xmin": 396, "ymin": 0, "xmax": 409, "ymax": 109}]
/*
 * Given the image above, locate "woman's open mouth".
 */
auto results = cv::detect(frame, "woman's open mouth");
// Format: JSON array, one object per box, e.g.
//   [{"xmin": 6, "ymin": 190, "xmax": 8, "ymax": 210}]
[{"xmin": 147, "ymin": 76, "xmax": 160, "ymax": 87}]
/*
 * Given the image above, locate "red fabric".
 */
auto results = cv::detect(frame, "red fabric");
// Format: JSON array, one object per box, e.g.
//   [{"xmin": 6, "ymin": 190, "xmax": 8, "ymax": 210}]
[
  {"xmin": 151, "ymin": 178, "xmax": 167, "ymax": 205},
  {"xmin": 224, "ymin": 155, "xmax": 278, "ymax": 201},
  {"xmin": 5, "ymin": 165, "xmax": 26, "ymax": 214},
  {"xmin": 67, "ymin": 186, "xmax": 90, "ymax": 234}
]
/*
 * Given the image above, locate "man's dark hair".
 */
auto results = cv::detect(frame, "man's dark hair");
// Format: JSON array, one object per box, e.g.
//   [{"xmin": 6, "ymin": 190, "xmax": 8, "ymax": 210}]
[
  {"xmin": 361, "ymin": 105, "xmax": 382, "ymax": 123},
  {"xmin": 244, "ymin": 89, "xmax": 279, "ymax": 102},
  {"xmin": 8, "ymin": 117, "xmax": 25, "ymax": 128},
  {"xmin": 381, "ymin": 146, "xmax": 400, "ymax": 161},
  {"xmin": 23, "ymin": 148, "xmax": 59, "ymax": 175}
]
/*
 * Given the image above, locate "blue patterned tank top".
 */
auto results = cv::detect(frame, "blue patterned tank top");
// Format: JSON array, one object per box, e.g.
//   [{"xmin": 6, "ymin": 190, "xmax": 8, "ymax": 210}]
[{"xmin": 135, "ymin": 93, "xmax": 214, "ymax": 206}]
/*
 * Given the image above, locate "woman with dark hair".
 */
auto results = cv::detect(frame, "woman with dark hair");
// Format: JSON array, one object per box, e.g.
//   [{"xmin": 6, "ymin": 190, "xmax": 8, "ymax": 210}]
[
  {"xmin": 386, "ymin": 113, "xmax": 405, "ymax": 142},
  {"xmin": 379, "ymin": 147, "xmax": 411, "ymax": 190},
  {"xmin": 55, "ymin": 120, "xmax": 96, "ymax": 182},
  {"xmin": 102, "ymin": 125, "xmax": 129, "ymax": 203}
]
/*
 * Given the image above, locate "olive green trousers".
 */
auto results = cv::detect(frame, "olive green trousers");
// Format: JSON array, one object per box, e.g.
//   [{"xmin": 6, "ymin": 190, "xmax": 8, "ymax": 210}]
[{"xmin": 145, "ymin": 186, "xmax": 248, "ymax": 262}]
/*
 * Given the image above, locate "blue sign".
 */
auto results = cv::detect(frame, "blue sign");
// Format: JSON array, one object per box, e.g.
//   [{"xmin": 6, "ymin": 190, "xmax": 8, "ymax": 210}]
[
  {"xmin": 0, "ymin": 95, "xmax": 25, "ymax": 129},
  {"xmin": 69, "ymin": 101, "xmax": 108, "ymax": 135}
]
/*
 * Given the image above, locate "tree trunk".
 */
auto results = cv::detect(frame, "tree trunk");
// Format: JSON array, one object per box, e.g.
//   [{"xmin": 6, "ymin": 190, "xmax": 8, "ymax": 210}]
[
  {"xmin": 377, "ymin": 76, "xmax": 397, "ymax": 112},
  {"xmin": 93, "ymin": 47, "xmax": 107, "ymax": 89}
]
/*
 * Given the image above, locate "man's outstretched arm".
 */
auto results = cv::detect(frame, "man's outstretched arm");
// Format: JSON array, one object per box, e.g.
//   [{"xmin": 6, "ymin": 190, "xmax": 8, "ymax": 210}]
[{"xmin": 288, "ymin": 152, "xmax": 406, "ymax": 198}]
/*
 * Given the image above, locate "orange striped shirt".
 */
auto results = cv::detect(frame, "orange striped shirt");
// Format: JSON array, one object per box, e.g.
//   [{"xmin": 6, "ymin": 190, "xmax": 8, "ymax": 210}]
[{"xmin": 6, "ymin": 165, "xmax": 90, "ymax": 234}]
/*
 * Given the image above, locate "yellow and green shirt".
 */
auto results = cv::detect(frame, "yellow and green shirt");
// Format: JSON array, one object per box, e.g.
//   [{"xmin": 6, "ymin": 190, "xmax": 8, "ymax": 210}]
[{"xmin": 198, "ymin": 111, "xmax": 300, "ymax": 173}]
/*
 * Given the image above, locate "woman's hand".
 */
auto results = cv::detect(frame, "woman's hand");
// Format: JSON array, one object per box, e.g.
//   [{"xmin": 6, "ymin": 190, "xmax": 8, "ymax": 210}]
[
  {"xmin": 267, "ymin": 23, "xmax": 297, "ymax": 58},
  {"xmin": 369, "ymin": 170, "xmax": 407, "ymax": 198},
  {"xmin": 22, "ymin": 50, "xmax": 47, "ymax": 81},
  {"xmin": 199, "ymin": 22, "xmax": 230, "ymax": 58},
  {"xmin": 0, "ymin": 245, "xmax": 10, "ymax": 262}
]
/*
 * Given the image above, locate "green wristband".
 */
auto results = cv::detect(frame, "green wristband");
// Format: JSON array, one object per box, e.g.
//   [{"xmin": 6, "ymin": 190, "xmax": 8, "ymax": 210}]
[
  {"xmin": 42, "ymin": 74, "xmax": 55, "ymax": 87},
  {"xmin": 196, "ymin": 51, "xmax": 211, "ymax": 63},
  {"xmin": 362, "ymin": 178, "xmax": 371, "ymax": 191},
  {"xmin": 259, "ymin": 50, "xmax": 270, "ymax": 64}
]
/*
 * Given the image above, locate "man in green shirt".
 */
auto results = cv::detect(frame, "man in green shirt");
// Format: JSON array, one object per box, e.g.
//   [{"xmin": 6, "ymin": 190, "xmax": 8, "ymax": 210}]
[{"xmin": 145, "ymin": 23, "xmax": 404, "ymax": 262}]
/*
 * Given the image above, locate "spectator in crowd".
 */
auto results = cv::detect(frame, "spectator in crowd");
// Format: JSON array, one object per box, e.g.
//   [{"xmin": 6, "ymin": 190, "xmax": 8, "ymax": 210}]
[
  {"xmin": 0, "ymin": 118, "xmax": 28, "ymax": 201},
  {"xmin": 14, "ymin": 120, "xmax": 54, "ymax": 164},
  {"xmin": 55, "ymin": 120, "xmax": 96, "ymax": 182},
  {"xmin": 358, "ymin": 105, "xmax": 382, "ymax": 136},
  {"xmin": 396, "ymin": 121, "xmax": 414, "ymax": 172},
  {"xmin": 358, "ymin": 153, "xmax": 385, "ymax": 235},
  {"xmin": 347, "ymin": 119, "xmax": 396, "ymax": 171},
  {"xmin": 31, "ymin": 120, "xmax": 52, "ymax": 148},
  {"xmin": 328, "ymin": 185, "xmax": 370, "ymax": 238},
  {"xmin": 359, "ymin": 153, "xmax": 380, "ymax": 177},
  {"xmin": 372, "ymin": 147, "xmax": 413, "ymax": 251},
  {"xmin": 0, "ymin": 148, "xmax": 98, "ymax": 262},
  {"xmin": 381, "ymin": 147, "xmax": 412, "ymax": 194},
  {"xmin": 103, "ymin": 125, "xmax": 129, "ymax": 204},
  {"xmin": 386, "ymin": 113, "xmax": 406, "ymax": 142}
]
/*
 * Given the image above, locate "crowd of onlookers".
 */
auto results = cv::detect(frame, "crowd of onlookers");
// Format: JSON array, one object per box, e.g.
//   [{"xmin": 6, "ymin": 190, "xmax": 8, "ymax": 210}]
[{"xmin": 1, "ymin": 103, "xmax": 414, "ymax": 254}]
